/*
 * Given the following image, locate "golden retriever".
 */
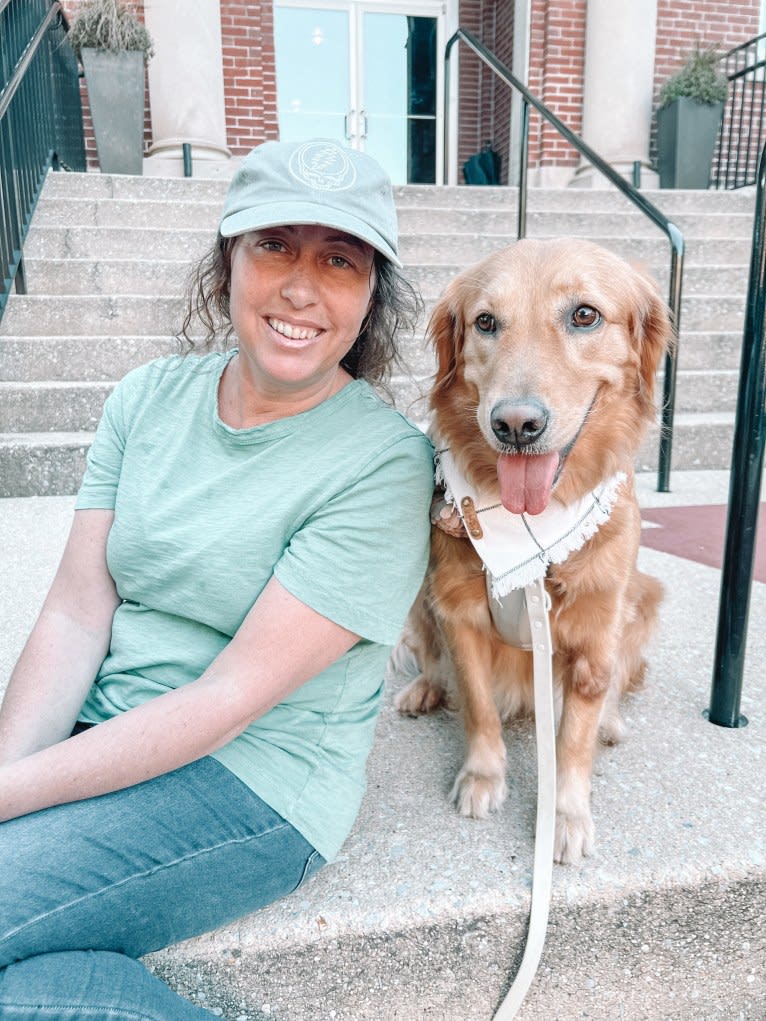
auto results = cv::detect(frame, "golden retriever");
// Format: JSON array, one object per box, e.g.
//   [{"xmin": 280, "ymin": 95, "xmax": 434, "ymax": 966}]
[{"xmin": 396, "ymin": 238, "xmax": 670, "ymax": 864}]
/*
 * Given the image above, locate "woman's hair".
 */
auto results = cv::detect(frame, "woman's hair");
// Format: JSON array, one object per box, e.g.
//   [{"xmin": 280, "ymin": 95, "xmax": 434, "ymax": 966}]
[{"xmin": 177, "ymin": 235, "xmax": 423, "ymax": 387}]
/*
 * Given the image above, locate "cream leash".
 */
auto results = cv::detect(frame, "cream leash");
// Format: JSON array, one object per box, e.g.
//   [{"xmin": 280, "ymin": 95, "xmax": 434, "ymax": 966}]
[{"xmin": 493, "ymin": 576, "xmax": 556, "ymax": 1019}]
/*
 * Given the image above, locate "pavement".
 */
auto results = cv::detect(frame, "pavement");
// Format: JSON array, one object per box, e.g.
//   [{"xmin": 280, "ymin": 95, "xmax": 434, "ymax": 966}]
[{"xmin": 1, "ymin": 469, "xmax": 765, "ymax": 1020}]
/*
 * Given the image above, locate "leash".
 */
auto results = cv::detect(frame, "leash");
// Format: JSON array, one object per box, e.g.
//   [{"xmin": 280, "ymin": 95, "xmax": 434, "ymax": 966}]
[{"xmin": 492, "ymin": 576, "xmax": 556, "ymax": 1020}]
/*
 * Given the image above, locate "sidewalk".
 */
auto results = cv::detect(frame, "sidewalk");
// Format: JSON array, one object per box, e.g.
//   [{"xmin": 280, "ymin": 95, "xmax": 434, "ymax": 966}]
[{"xmin": 1, "ymin": 471, "xmax": 764, "ymax": 1020}]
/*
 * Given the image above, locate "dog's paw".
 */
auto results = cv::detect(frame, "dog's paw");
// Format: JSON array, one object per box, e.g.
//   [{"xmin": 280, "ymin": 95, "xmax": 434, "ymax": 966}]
[
  {"xmin": 394, "ymin": 676, "xmax": 447, "ymax": 716},
  {"xmin": 598, "ymin": 714, "xmax": 626, "ymax": 747},
  {"xmin": 553, "ymin": 809, "xmax": 595, "ymax": 865},
  {"xmin": 450, "ymin": 765, "xmax": 508, "ymax": 819}
]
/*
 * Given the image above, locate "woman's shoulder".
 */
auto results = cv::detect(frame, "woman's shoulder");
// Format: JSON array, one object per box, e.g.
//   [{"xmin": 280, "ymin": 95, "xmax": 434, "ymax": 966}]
[
  {"xmin": 330, "ymin": 382, "xmax": 434, "ymax": 480},
  {"xmin": 118, "ymin": 350, "xmax": 227, "ymax": 388},
  {"xmin": 341, "ymin": 381, "xmax": 431, "ymax": 446}
]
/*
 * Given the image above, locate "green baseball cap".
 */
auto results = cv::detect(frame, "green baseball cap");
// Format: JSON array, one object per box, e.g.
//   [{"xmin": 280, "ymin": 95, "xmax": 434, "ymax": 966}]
[{"xmin": 219, "ymin": 139, "xmax": 402, "ymax": 268}]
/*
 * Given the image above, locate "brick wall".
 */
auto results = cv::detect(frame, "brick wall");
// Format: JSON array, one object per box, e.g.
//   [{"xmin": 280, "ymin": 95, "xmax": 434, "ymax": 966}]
[
  {"xmin": 653, "ymin": 0, "xmax": 761, "ymax": 170},
  {"xmin": 527, "ymin": 0, "xmax": 587, "ymax": 172},
  {"xmin": 63, "ymin": 0, "xmax": 763, "ymax": 179},
  {"xmin": 654, "ymin": 0, "xmax": 760, "ymax": 93},
  {"xmin": 220, "ymin": 1, "xmax": 279, "ymax": 154},
  {"xmin": 453, "ymin": 0, "xmax": 514, "ymax": 184},
  {"xmin": 62, "ymin": 0, "xmax": 279, "ymax": 169}
]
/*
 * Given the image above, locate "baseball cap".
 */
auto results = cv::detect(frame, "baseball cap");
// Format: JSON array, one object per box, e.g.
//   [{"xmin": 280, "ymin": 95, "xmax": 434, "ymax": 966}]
[{"xmin": 219, "ymin": 139, "xmax": 401, "ymax": 267}]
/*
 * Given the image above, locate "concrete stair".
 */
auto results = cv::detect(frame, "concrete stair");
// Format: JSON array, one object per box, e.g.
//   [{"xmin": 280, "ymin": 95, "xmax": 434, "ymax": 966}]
[{"xmin": 0, "ymin": 171, "xmax": 756, "ymax": 494}]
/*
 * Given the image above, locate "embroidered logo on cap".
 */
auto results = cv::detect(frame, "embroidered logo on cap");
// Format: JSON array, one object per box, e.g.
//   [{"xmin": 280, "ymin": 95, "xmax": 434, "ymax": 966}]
[{"xmin": 288, "ymin": 141, "xmax": 357, "ymax": 192}]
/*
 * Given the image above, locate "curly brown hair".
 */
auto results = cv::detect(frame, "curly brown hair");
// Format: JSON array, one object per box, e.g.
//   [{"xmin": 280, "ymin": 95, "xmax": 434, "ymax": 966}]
[{"xmin": 177, "ymin": 234, "xmax": 423, "ymax": 386}]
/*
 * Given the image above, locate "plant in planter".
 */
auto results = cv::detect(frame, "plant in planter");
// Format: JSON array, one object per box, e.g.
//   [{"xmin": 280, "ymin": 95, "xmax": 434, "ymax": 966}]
[
  {"xmin": 68, "ymin": 0, "xmax": 154, "ymax": 175},
  {"xmin": 656, "ymin": 45, "xmax": 728, "ymax": 189}
]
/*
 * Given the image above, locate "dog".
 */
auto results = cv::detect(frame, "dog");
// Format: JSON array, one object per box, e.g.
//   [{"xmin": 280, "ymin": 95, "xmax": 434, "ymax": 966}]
[{"xmin": 395, "ymin": 238, "xmax": 670, "ymax": 865}]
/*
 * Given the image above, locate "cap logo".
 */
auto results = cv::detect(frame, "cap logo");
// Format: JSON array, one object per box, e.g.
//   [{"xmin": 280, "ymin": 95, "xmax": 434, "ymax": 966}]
[{"xmin": 288, "ymin": 141, "xmax": 357, "ymax": 192}]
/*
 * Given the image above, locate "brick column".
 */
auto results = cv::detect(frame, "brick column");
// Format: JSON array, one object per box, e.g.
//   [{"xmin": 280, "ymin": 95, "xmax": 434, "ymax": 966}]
[
  {"xmin": 573, "ymin": 0, "xmax": 659, "ymax": 187},
  {"xmin": 142, "ymin": 0, "xmax": 231, "ymax": 176}
]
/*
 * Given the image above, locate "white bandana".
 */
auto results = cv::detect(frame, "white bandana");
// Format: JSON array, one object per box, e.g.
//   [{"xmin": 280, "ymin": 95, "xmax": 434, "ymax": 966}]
[{"xmin": 436, "ymin": 446, "xmax": 626, "ymax": 597}]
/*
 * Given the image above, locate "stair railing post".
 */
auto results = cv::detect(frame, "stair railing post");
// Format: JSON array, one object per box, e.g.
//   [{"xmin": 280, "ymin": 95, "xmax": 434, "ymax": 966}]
[
  {"xmin": 517, "ymin": 98, "xmax": 529, "ymax": 241},
  {"xmin": 707, "ymin": 142, "xmax": 766, "ymax": 728},
  {"xmin": 657, "ymin": 223, "xmax": 685, "ymax": 493}
]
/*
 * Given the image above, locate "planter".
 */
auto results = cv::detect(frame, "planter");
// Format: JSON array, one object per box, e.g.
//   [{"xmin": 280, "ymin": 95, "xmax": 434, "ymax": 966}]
[
  {"xmin": 656, "ymin": 96, "xmax": 724, "ymax": 189},
  {"xmin": 80, "ymin": 48, "xmax": 145, "ymax": 174}
]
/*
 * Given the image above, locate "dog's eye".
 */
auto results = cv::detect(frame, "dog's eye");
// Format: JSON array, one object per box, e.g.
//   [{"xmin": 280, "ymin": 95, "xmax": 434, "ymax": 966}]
[
  {"xmin": 571, "ymin": 305, "xmax": 601, "ymax": 329},
  {"xmin": 475, "ymin": 312, "xmax": 497, "ymax": 334}
]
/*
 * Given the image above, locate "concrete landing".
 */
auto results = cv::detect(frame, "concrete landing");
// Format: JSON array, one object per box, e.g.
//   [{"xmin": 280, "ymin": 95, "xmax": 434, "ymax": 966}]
[{"xmin": 0, "ymin": 471, "xmax": 764, "ymax": 1020}]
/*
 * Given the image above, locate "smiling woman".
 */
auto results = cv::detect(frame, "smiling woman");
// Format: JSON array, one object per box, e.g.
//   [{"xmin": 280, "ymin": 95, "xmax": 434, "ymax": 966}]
[
  {"xmin": 0, "ymin": 139, "xmax": 434, "ymax": 1019},
  {"xmin": 219, "ymin": 223, "xmax": 377, "ymax": 424}
]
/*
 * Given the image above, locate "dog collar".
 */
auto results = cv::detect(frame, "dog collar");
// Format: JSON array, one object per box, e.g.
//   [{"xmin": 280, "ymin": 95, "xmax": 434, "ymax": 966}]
[{"xmin": 435, "ymin": 446, "xmax": 626, "ymax": 599}]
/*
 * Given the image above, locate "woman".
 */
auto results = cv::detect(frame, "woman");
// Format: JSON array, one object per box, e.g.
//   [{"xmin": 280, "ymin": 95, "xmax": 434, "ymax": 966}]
[{"xmin": 0, "ymin": 139, "xmax": 433, "ymax": 1019}]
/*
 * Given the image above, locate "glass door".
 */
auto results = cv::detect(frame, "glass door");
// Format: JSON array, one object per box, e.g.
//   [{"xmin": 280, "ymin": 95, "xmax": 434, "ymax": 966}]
[{"xmin": 274, "ymin": 0, "xmax": 443, "ymax": 184}]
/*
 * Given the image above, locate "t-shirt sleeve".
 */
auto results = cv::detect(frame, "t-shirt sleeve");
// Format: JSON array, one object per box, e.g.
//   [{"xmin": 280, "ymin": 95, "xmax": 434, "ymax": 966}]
[
  {"xmin": 75, "ymin": 361, "xmax": 159, "ymax": 511},
  {"xmin": 274, "ymin": 430, "xmax": 434, "ymax": 646},
  {"xmin": 74, "ymin": 385, "xmax": 128, "ymax": 510}
]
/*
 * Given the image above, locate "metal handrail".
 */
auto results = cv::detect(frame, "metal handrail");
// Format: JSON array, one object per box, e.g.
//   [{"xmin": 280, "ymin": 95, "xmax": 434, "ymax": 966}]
[
  {"xmin": 713, "ymin": 33, "xmax": 766, "ymax": 190},
  {"xmin": 444, "ymin": 28, "xmax": 685, "ymax": 492},
  {"xmin": 0, "ymin": 0, "xmax": 85, "ymax": 322},
  {"xmin": 708, "ymin": 142, "xmax": 766, "ymax": 728}
]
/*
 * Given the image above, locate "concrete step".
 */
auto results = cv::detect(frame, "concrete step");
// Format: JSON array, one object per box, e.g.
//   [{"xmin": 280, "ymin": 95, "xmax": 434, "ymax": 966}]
[
  {"xmin": 0, "ymin": 413, "xmax": 737, "ymax": 497},
  {"xmin": 39, "ymin": 171, "xmax": 758, "ymax": 216},
  {"xmin": 30, "ymin": 194, "xmax": 756, "ymax": 241},
  {"xmin": 0, "ymin": 335, "xmax": 183, "ymax": 381},
  {"xmin": 0, "ymin": 432, "xmax": 91, "ymax": 497},
  {"xmin": 22, "ymin": 222, "xmax": 755, "ymax": 271},
  {"xmin": 0, "ymin": 366, "xmax": 740, "ymax": 434},
  {"xmin": 0, "ymin": 290, "xmax": 747, "ymax": 340},
  {"xmin": 0, "ymin": 381, "xmax": 113, "ymax": 432},
  {"xmin": 20, "ymin": 254, "xmax": 751, "ymax": 301}
]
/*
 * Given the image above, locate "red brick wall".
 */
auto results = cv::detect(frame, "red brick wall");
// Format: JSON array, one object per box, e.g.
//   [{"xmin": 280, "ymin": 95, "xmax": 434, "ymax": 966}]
[
  {"xmin": 63, "ymin": 0, "xmax": 279, "ymax": 169},
  {"xmin": 454, "ymin": 0, "xmax": 514, "ymax": 184},
  {"xmin": 654, "ymin": 0, "xmax": 760, "ymax": 94},
  {"xmin": 220, "ymin": 1, "xmax": 279, "ymax": 154},
  {"xmin": 653, "ymin": 0, "xmax": 760, "ymax": 170},
  {"xmin": 524, "ymin": 0, "xmax": 587, "ymax": 173},
  {"xmin": 63, "ymin": 0, "xmax": 763, "ymax": 178}
]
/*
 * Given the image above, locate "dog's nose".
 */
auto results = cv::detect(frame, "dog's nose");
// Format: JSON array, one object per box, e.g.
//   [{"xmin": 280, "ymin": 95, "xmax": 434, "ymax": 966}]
[{"xmin": 490, "ymin": 399, "xmax": 549, "ymax": 447}]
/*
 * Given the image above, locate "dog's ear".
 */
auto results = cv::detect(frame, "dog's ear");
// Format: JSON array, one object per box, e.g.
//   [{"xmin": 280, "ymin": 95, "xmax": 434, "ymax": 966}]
[
  {"xmin": 429, "ymin": 282, "xmax": 465, "ymax": 397},
  {"xmin": 630, "ymin": 274, "xmax": 672, "ymax": 419}
]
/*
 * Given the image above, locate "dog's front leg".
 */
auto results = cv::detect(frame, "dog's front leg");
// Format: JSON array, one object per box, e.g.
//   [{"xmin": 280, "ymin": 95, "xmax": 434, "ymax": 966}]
[
  {"xmin": 446, "ymin": 624, "xmax": 507, "ymax": 818},
  {"xmin": 554, "ymin": 621, "xmax": 624, "ymax": 864}
]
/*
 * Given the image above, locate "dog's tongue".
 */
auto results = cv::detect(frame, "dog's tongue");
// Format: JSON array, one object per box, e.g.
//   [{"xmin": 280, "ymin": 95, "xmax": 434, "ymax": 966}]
[{"xmin": 497, "ymin": 452, "xmax": 560, "ymax": 515}]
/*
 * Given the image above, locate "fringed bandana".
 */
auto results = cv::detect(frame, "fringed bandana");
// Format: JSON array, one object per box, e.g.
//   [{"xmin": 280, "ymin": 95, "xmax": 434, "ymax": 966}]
[{"xmin": 435, "ymin": 446, "xmax": 626, "ymax": 647}]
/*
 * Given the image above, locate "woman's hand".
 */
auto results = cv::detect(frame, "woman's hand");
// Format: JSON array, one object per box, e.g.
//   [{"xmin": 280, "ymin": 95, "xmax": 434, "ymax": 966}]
[{"xmin": 430, "ymin": 491, "xmax": 466, "ymax": 538}]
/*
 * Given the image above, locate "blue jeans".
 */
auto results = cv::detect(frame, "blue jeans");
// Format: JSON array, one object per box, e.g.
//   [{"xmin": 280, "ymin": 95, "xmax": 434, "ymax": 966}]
[{"xmin": 0, "ymin": 755, "xmax": 325, "ymax": 1019}]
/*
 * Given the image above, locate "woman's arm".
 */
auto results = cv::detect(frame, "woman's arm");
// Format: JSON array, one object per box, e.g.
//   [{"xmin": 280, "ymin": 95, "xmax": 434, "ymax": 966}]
[
  {"xmin": 0, "ymin": 509, "xmax": 120, "ymax": 765},
  {"xmin": 0, "ymin": 574, "xmax": 359, "ymax": 823}
]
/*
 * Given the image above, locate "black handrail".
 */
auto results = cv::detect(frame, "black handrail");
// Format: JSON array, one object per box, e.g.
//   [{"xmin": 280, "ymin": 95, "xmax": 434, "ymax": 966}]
[
  {"xmin": 0, "ymin": 0, "xmax": 85, "ymax": 323},
  {"xmin": 443, "ymin": 29, "xmax": 685, "ymax": 493},
  {"xmin": 708, "ymin": 142, "xmax": 766, "ymax": 728},
  {"xmin": 713, "ymin": 33, "xmax": 766, "ymax": 190}
]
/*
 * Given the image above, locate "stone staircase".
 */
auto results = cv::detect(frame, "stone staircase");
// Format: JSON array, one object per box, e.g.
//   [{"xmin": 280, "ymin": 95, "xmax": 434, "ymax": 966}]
[{"xmin": 0, "ymin": 170, "xmax": 757, "ymax": 497}]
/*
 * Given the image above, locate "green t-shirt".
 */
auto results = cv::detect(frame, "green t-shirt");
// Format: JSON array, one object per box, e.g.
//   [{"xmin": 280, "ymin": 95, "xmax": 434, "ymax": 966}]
[{"xmin": 75, "ymin": 352, "xmax": 433, "ymax": 861}]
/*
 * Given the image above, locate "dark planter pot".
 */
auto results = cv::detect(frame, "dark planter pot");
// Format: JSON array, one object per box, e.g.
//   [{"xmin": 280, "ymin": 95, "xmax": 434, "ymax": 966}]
[
  {"xmin": 81, "ymin": 48, "xmax": 145, "ymax": 175},
  {"xmin": 656, "ymin": 97, "xmax": 724, "ymax": 189}
]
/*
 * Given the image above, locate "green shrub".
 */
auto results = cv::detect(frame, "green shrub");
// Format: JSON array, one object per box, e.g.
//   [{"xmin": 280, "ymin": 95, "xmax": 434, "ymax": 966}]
[
  {"xmin": 68, "ymin": 0, "xmax": 154, "ymax": 61},
  {"xmin": 659, "ymin": 46, "xmax": 728, "ymax": 108}
]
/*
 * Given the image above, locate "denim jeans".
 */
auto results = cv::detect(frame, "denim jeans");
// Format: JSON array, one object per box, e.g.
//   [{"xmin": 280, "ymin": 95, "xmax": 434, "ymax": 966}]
[{"xmin": 0, "ymin": 755, "xmax": 325, "ymax": 1019}]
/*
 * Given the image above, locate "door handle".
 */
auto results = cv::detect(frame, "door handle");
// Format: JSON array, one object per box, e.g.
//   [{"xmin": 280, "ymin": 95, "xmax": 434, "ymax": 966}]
[
  {"xmin": 359, "ymin": 109, "xmax": 368, "ymax": 139},
  {"xmin": 344, "ymin": 110, "xmax": 355, "ymax": 139}
]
